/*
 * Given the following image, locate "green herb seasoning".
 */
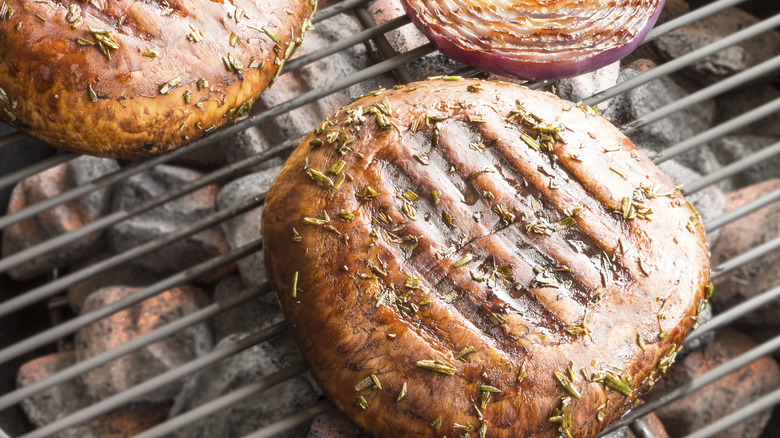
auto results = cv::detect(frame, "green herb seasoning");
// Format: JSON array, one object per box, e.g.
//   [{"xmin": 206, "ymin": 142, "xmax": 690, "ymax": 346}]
[
  {"xmin": 356, "ymin": 185, "xmax": 378, "ymax": 202},
  {"xmin": 338, "ymin": 210, "xmax": 354, "ymax": 222},
  {"xmin": 453, "ymin": 253, "xmax": 473, "ymax": 268},
  {"xmin": 291, "ymin": 271, "xmax": 299, "ymax": 298},
  {"xmin": 637, "ymin": 333, "xmax": 647, "ymax": 351},
  {"xmin": 554, "ymin": 371, "xmax": 581, "ymax": 400},
  {"xmin": 396, "ymin": 382, "xmax": 407, "ymax": 402},
  {"xmin": 87, "ymin": 84, "xmax": 98, "ymax": 103},
  {"xmin": 291, "ymin": 228, "xmax": 301, "ymax": 242},
  {"xmin": 307, "ymin": 168, "xmax": 333, "ymax": 189},
  {"xmin": 454, "ymin": 346, "xmax": 475, "ymax": 361},
  {"xmin": 429, "ymin": 416, "xmax": 442, "ymax": 429},
  {"xmin": 548, "ymin": 397, "xmax": 572, "ymax": 438},
  {"xmin": 415, "ymin": 359, "xmax": 456, "ymax": 375},
  {"xmin": 65, "ymin": 4, "xmax": 82, "ymax": 28},
  {"xmin": 478, "ymin": 419, "xmax": 489, "ymax": 438},
  {"xmin": 353, "ymin": 395, "xmax": 368, "ymax": 410},
  {"xmin": 159, "ymin": 77, "xmax": 182, "ymax": 95}
]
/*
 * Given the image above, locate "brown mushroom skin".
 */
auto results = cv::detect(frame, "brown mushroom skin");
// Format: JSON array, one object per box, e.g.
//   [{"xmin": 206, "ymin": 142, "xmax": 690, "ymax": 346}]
[
  {"xmin": 0, "ymin": 0, "xmax": 315, "ymax": 158},
  {"xmin": 262, "ymin": 79, "xmax": 710, "ymax": 438}
]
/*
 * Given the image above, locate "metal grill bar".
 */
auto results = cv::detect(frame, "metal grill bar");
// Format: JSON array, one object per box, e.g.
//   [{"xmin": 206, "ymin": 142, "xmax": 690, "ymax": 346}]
[
  {"xmin": 19, "ymin": 323, "xmax": 291, "ymax": 438},
  {"xmin": 0, "ymin": 154, "xmax": 76, "ymax": 192},
  {"xmin": 0, "ymin": 139, "xmax": 288, "ymax": 275},
  {"xmin": 706, "ymin": 188, "xmax": 780, "ymax": 232},
  {"xmin": 285, "ymin": 15, "xmax": 409, "ymax": 73},
  {"xmin": 653, "ymin": 96, "xmax": 780, "ymax": 164},
  {"xmin": 240, "ymin": 402, "xmax": 335, "ymax": 438},
  {"xmin": 644, "ymin": 0, "xmax": 749, "ymax": 43},
  {"xmin": 0, "ymin": 194, "xmax": 266, "ymax": 318},
  {"xmin": 0, "ymin": 238, "xmax": 263, "ymax": 364},
  {"xmin": 684, "ymin": 141, "xmax": 780, "ymax": 194},
  {"xmin": 602, "ymin": 333, "xmax": 780, "ymax": 435},
  {"xmin": 712, "ymin": 235, "xmax": 780, "ymax": 280},
  {"xmin": 133, "ymin": 363, "xmax": 309, "ymax": 438},
  {"xmin": 682, "ymin": 387, "xmax": 780, "ymax": 438},
  {"xmin": 686, "ymin": 284, "xmax": 780, "ymax": 343},
  {"xmin": 0, "ymin": 283, "xmax": 269, "ymax": 411},
  {"xmin": 312, "ymin": 0, "xmax": 372, "ymax": 23},
  {"xmin": 0, "ymin": 132, "xmax": 24, "ymax": 151},
  {"xmin": 583, "ymin": 12, "xmax": 780, "ymax": 106},
  {"xmin": 622, "ymin": 54, "xmax": 780, "ymax": 134}
]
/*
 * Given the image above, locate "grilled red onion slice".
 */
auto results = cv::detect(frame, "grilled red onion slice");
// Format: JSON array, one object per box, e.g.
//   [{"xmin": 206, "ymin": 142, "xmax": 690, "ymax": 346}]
[{"xmin": 401, "ymin": 0, "xmax": 665, "ymax": 80}]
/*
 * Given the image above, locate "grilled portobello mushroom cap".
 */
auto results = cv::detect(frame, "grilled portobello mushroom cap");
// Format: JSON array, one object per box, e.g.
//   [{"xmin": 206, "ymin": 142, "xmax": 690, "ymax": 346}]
[{"xmin": 262, "ymin": 79, "xmax": 710, "ymax": 438}]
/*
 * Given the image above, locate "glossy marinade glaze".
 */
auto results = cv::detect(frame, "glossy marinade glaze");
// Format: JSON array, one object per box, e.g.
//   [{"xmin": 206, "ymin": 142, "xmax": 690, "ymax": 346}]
[
  {"xmin": 262, "ymin": 79, "xmax": 710, "ymax": 437},
  {"xmin": 0, "ymin": 0, "xmax": 315, "ymax": 158}
]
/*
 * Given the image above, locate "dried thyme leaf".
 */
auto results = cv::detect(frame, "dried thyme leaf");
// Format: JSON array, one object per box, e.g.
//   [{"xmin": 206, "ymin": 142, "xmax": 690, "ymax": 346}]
[
  {"xmin": 637, "ymin": 333, "xmax": 647, "ymax": 351},
  {"xmin": 291, "ymin": 271, "xmax": 299, "ymax": 298},
  {"xmin": 353, "ymin": 395, "xmax": 368, "ymax": 410},
  {"xmin": 453, "ymin": 253, "xmax": 473, "ymax": 268},
  {"xmin": 554, "ymin": 371, "xmax": 581, "ymax": 400},
  {"xmin": 307, "ymin": 168, "xmax": 333, "ymax": 189},
  {"xmin": 197, "ymin": 78, "xmax": 208, "ymax": 90},
  {"xmin": 518, "ymin": 363, "xmax": 527, "ymax": 382},
  {"xmin": 327, "ymin": 159, "xmax": 345, "ymax": 175},
  {"xmin": 338, "ymin": 210, "xmax": 354, "ymax": 222},
  {"xmin": 478, "ymin": 390, "xmax": 491, "ymax": 409},
  {"xmin": 415, "ymin": 359, "xmax": 456, "ymax": 375},
  {"xmin": 356, "ymin": 185, "xmax": 378, "ymax": 202},
  {"xmin": 303, "ymin": 216, "xmax": 327, "ymax": 226},
  {"xmin": 478, "ymin": 420, "xmax": 488, "ymax": 438},
  {"xmin": 159, "ymin": 77, "xmax": 182, "ymax": 95},
  {"xmin": 455, "ymin": 346, "xmax": 475, "ymax": 361},
  {"xmin": 142, "ymin": 49, "xmax": 159, "ymax": 58},
  {"xmin": 429, "ymin": 416, "xmax": 442, "ymax": 429},
  {"xmin": 401, "ymin": 189, "xmax": 418, "ymax": 202},
  {"xmin": 491, "ymin": 204, "xmax": 516, "ymax": 223},
  {"xmin": 480, "ymin": 385, "xmax": 500, "ymax": 393},
  {"xmin": 442, "ymin": 210, "xmax": 454, "ymax": 228},
  {"xmin": 290, "ymin": 228, "xmax": 301, "ymax": 242},
  {"xmin": 548, "ymin": 397, "xmax": 572, "ymax": 438},
  {"xmin": 520, "ymin": 133, "xmax": 540, "ymax": 151},
  {"xmin": 396, "ymin": 382, "xmax": 407, "ymax": 402},
  {"xmin": 705, "ymin": 282, "xmax": 714, "ymax": 299},
  {"xmin": 370, "ymin": 374, "xmax": 382, "ymax": 390},
  {"xmin": 404, "ymin": 278, "xmax": 420, "ymax": 289},
  {"xmin": 87, "ymin": 84, "xmax": 98, "ymax": 103}
]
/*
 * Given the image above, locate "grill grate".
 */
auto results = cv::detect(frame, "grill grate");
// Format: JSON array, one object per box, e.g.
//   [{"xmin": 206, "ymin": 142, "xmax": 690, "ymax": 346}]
[{"xmin": 1, "ymin": 0, "xmax": 779, "ymax": 436}]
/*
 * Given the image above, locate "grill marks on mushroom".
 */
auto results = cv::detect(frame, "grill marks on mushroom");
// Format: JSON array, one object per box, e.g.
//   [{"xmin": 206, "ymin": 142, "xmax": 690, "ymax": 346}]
[{"xmin": 262, "ymin": 79, "xmax": 710, "ymax": 438}]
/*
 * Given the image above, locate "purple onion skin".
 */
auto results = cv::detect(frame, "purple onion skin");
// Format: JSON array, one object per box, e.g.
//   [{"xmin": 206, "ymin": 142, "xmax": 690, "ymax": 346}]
[{"xmin": 401, "ymin": 0, "xmax": 666, "ymax": 81}]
